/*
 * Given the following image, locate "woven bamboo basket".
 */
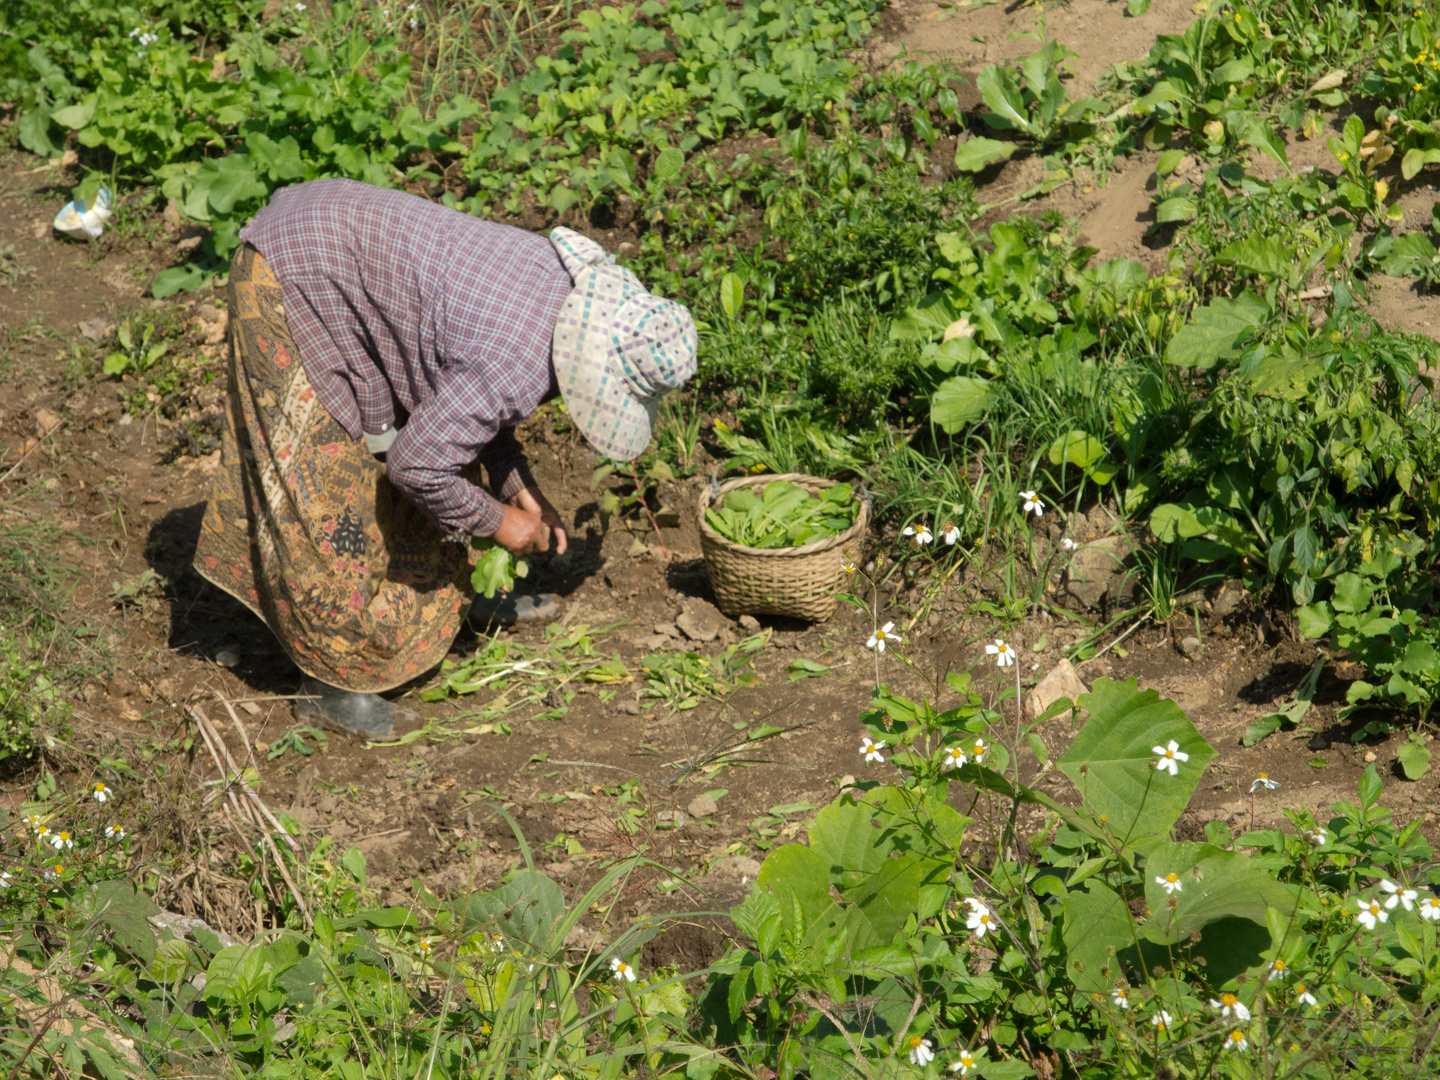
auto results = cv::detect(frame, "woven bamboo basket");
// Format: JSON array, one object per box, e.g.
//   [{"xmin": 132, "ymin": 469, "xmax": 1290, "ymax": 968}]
[{"xmin": 698, "ymin": 472, "xmax": 870, "ymax": 621}]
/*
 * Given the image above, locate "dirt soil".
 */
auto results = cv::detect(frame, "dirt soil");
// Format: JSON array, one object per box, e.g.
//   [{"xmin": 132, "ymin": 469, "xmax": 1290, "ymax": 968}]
[{"xmin": 2, "ymin": 2, "xmax": 1437, "ymax": 972}]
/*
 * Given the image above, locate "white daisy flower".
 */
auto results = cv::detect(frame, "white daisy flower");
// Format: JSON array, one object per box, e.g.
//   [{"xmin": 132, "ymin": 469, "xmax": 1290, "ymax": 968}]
[
  {"xmin": 50, "ymin": 830, "xmax": 74, "ymax": 850},
  {"xmin": 1111, "ymin": 987, "xmax": 1129, "ymax": 1010},
  {"xmin": 1152, "ymin": 739, "xmax": 1188, "ymax": 776},
  {"xmin": 24, "ymin": 813, "xmax": 42, "ymax": 832},
  {"xmin": 1060, "ymin": 537, "xmax": 1076, "ymax": 551},
  {"xmin": 488, "ymin": 933, "xmax": 505, "ymax": 953},
  {"xmin": 1019, "ymin": 490, "xmax": 1044, "ymax": 517},
  {"xmin": 969, "ymin": 738, "xmax": 988, "ymax": 764},
  {"xmin": 0, "ymin": 871, "xmax": 10, "ymax": 890},
  {"xmin": 964, "ymin": 898, "xmax": 995, "ymax": 938},
  {"xmin": 1419, "ymin": 896, "xmax": 1440, "ymax": 922},
  {"xmin": 1268, "ymin": 958, "xmax": 1288, "ymax": 979},
  {"xmin": 1355, "ymin": 896, "xmax": 1389, "ymax": 931},
  {"xmin": 416, "ymin": 938, "xmax": 433, "ymax": 957},
  {"xmin": 907, "ymin": 1037, "xmax": 934, "ymax": 1066},
  {"xmin": 1380, "ymin": 879, "xmax": 1418, "ymax": 911},
  {"xmin": 1210, "ymin": 993, "xmax": 1251, "ymax": 1022},
  {"xmin": 841, "ymin": 553, "xmax": 858, "ymax": 576},
  {"xmin": 1155, "ymin": 872, "xmax": 1183, "ymax": 895},
  {"xmin": 1295, "ymin": 984, "xmax": 1318, "ymax": 1007},
  {"xmin": 985, "ymin": 639, "xmax": 1015, "ymax": 668},
  {"xmin": 34, "ymin": 825, "xmax": 50, "ymax": 842},
  {"xmin": 942, "ymin": 746, "xmax": 967, "ymax": 769},
  {"xmin": 93, "ymin": 782, "xmax": 111, "ymax": 803},
  {"xmin": 940, "ymin": 522, "xmax": 960, "ymax": 545},
  {"xmin": 1223, "ymin": 1030, "xmax": 1248, "ymax": 1052},
  {"xmin": 903, "ymin": 524, "xmax": 934, "ymax": 546},
  {"xmin": 950, "ymin": 1049, "xmax": 983, "ymax": 1075},
  {"xmin": 1303, "ymin": 826, "xmax": 1328, "ymax": 846},
  {"xmin": 610, "ymin": 957, "xmax": 637, "ymax": 983},
  {"xmin": 1151, "ymin": 1010, "xmax": 1173, "ymax": 1033},
  {"xmin": 105, "ymin": 824, "xmax": 126, "ymax": 842},
  {"xmin": 1249, "ymin": 773, "xmax": 1280, "ymax": 792},
  {"xmin": 861, "ymin": 737, "xmax": 885, "ymax": 764},
  {"xmin": 43, "ymin": 863, "xmax": 63, "ymax": 882},
  {"xmin": 866, "ymin": 622, "xmax": 900, "ymax": 652}
]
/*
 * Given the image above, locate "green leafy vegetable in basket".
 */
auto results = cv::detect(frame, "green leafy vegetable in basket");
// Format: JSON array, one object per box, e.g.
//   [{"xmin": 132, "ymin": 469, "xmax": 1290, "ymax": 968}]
[{"xmin": 705, "ymin": 481, "xmax": 857, "ymax": 549}]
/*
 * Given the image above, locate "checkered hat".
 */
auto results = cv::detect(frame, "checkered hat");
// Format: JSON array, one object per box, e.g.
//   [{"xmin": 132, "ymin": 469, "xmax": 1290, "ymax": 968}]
[{"xmin": 549, "ymin": 227, "xmax": 697, "ymax": 461}]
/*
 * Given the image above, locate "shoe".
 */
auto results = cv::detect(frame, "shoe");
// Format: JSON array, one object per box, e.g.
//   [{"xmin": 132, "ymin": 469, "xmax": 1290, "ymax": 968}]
[
  {"xmin": 295, "ymin": 677, "xmax": 400, "ymax": 739},
  {"xmin": 468, "ymin": 591, "xmax": 562, "ymax": 628}
]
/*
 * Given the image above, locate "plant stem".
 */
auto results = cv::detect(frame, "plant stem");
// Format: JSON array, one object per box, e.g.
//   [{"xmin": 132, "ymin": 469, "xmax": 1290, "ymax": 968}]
[{"xmin": 629, "ymin": 463, "xmax": 671, "ymax": 564}]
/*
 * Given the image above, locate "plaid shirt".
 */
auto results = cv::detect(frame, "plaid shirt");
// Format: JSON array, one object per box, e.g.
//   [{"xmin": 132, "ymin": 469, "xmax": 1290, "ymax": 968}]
[{"xmin": 239, "ymin": 179, "xmax": 573, "ymax": 538}]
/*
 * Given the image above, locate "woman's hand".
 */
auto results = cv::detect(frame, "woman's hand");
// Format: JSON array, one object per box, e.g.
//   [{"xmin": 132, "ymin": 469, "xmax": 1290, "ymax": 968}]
[{"xmin": 493, "ymin": 487, "xmax": 568, "ymax": 555}]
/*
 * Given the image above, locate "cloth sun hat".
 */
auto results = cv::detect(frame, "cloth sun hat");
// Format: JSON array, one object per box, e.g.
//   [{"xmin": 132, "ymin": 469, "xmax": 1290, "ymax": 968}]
[{"xmin": 549, "ymin": 227, "xmax": 698, "ymax": 461}]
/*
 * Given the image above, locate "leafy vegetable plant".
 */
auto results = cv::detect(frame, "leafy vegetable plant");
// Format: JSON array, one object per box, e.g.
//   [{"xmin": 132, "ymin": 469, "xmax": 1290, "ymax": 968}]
[{"xmin": 705, "ymin": 481, "xmax": 857, "ymax": 549}]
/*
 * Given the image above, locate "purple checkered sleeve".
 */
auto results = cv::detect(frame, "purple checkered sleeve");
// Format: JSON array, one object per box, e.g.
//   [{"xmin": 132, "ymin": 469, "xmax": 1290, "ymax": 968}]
[{"xmin": 239, "ymin": 180, "xmax": 573, "ymax": 537}]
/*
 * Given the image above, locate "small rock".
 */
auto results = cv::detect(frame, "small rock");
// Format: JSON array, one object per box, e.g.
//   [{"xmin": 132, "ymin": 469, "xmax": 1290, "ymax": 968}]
[
  {"xmin": 1063, "ymin": 535, "xmax": 1129, "ymax": 611},
  {"xmin": 656, "ymin": 809, "xmax": 687, "ymax": 829},
  {"xmin": 1025, "ymin": 659, "xmax": 1089, "ymax": 719},
  {"xmin": 654, "ymin": 504, "xmax": 682, "ymax": 528},
  {"xmin": 78, "ymin": 316, "xmax": 113, "ymax": 342},
  {"xmin": 616, "ymin": 699, "xmax": 641, "ymax": 716},
  {"xmin": 215, "ymin": 645, "xmax": 241, "ymax": 668},
  {"xmin": 686, "ymin": 795, "xmax": 718, "ymax": 818},
  {"xmin": 148, "ymin": 911, "xmax": 239, "ymax": 949},
  {"xmin": 1209, "ymin": 579, "xmax": 1246, "ymax": 618},
  {"xmin": 239, "ymin": 700, "xmax": 261, "ymax": 716},
  {"xmin": 1363, "ymin": 750, "xmax": 1377, "ymax": 763},
  {"xmin": 738, "ymin": 614, "xmax": 761, "ymax": 632},
  {"xmin": 163, "ymin": 199, "xmax": 183, "ymax": 232},
  {"xmin": 720, "ymin": 855, "xmax": 761, "ymax": 880},
  {"xmin": 1178, "ymin": 635, "xmax": 1203, "ymax": 658},
  {"xmin": 1307, "ymin": 733, "xmax": 1330, "ymax": 751},
  {"xmin": 34, "ymin": 408, "xmax": 63, "ymax": 437},
  {"xmin": 836, "ymin": 773, "xmax": 856, "ymax": 789},
  {"xmin": 677, "ymin": 598, "xmax": 727, "ymax": 643}
]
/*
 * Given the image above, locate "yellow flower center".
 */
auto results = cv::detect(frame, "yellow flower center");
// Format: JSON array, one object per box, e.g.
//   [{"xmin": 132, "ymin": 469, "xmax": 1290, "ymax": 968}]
[
  {"xmin": 1164, "ymin": 749, "xmax": 1175, "ymax": 759},
  {"xmin": 1258, "ymin": 772, "xmax": 1267, "ymax": 779},
  {"xmin": 1370, "ymin": 903, "xmax": 1380, "ymax": 915},
  {"xmin": 53, "ymin": 864, "xmax": 63, "ymax": 874},
  {"xmin": 876, "ymin": 629, "xmax": 887, "ymax": 640},
  {"xmin": 979, "ymin": 914, "xmax": 991, "ymax": 925},
  {"xmin": 1222, "ymin": 995, "xmax": 1237, "ymax": 1007},
  {"xmin": 1295, "ymin": 984, "xmax": 1307, "ymax": 995},
  {"xmin": 1165, "ymin": 873, "xmax": 1179, "ymax": 884},
  {"xmin": 910, "ymin": 1037, "xmax": 923, "ymax": 1049},
  {"xmin": 1273, "ymin": 960, "xmax": 1285, "ymax": 971},
  {"xmin": 1230, "ymin": 1032, "xmax": 1244, "ymax": 1044}
]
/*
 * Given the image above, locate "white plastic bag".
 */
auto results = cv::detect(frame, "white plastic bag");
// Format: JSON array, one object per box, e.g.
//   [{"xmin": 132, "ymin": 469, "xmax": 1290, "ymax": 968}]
[{"xmin": 53, "ymin": 186, "xmax": 113, "ymax": 240}]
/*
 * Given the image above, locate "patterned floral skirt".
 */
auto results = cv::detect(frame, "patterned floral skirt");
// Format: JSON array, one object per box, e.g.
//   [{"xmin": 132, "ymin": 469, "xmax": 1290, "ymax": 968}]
[{"xmin": 193, "ymin": 244, "xmax": 471, "ymax": 692}]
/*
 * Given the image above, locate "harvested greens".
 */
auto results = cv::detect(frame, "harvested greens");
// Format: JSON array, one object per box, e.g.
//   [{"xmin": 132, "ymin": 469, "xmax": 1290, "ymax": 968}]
[{"xmin": 705, "ymin": 481, "xmax": 857, "ymax": 549}]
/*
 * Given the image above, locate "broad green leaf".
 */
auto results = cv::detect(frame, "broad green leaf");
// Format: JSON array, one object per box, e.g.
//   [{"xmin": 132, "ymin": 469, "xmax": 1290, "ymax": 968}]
[
  {"xmin": 930, "ymin": 375, "xmax": 996, "ymax": 432},
  {"xmin": 1295, "ymin": 603, "xmax": 1333, "ymax": 639},
  {"xmin": 1061, "ymin": 879, "xmax": 1132, "ymax": 992},
  {"xmin": 1397, "ymin": 739, "xmax": 1432, "ymax": 781},
  {"xmin": 1154, "ymin": 195, "xmax": 1196, "ymax": 223},
  {"xmin": 1059, "ymin": 677, "xmax": 1217, "ymax": 843},
  {"xmin": 979, "ymin": 1060, "xmax": 1035, "ymax": 1080},
  {"xmin": 151, "ymin": 264, "xmax": 208, "ymax": 299},
  {"xmin": 1381, "ymin": 231, "xmax": 1439, "ymax": 276},
  {"xmin": 149, "ymin": 936, "xmax": 192, "ymax": 987},
  {"xmin": 1211, "ymin": 58, "xmax": 1254, "ymax": 84},
  {"xmin": 848, "ymin": 852, "xmax": 924, "ymax": 944},
  {"xmin": 201, "ymin": 155, "xmax": 269, "ymax": 215},
  {"xmin": 51, "ymin": 98, "xmax": 97, "ymax": 130},
  {"xmin": 756, "ymin": 843, "xmax": 832, "ymax": 927},
  {"xmin": 471, "ymin": 541, "xmax": 518, "ymax": 599},
  {"xmin": 1156, "ymin": 148, "xmax": 1184, "ymax": 175},
  {"xmin": 1142, "ymin": 848, "xmax": 1291, "ymax": 943},
  {"xmin": 976, "ymin": 66, "xmax": 1032, "ymax": 134},
  {"xmin": 718, "ymin": 273, "xmax": 744, "ymax": 321},
  {"xmin": 1331, "ymin": 573, "xmax": 1373, "ymax": 614},
  {"xmin": 953, "ymin": 137, "xmax": 1017, "ymax": 173},
  {"xmin": 1164, "ymin": 292, "xmax": 1269, "ymax": 369},
  {"xmin": 1238, "ymin": 116, "xmax": 1290, "ymax": 173},
  {"xmin": 1402, "ymin": 147, "xmax": 1440, "ymax": 181},
  {"xmin": 1047, "ymin": 430, "xmax": 1105, "ymax": 469},
  {"xmin": 889, "ymin": 290, "xmax": 962, "ymax": 341},
  {"xmin": 651, "ymin": 147, "xmax": 685, "ymax": 181},
  {"xmin": 808, "ymin": 800, "xmax": 893, "ymax": 890}
]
